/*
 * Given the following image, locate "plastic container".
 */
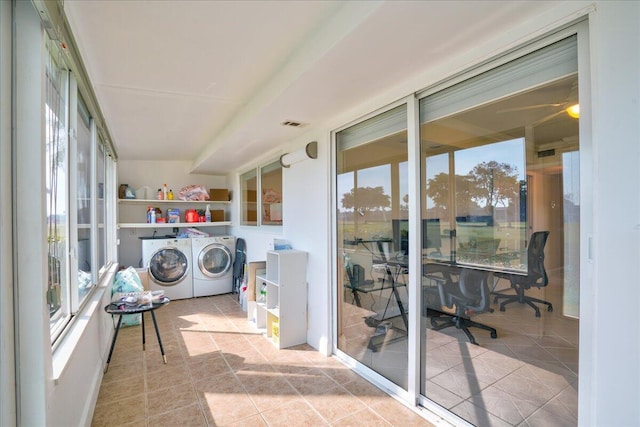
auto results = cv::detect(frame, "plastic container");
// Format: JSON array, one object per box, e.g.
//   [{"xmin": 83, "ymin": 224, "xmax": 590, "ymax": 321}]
[
  {"xmin": 205, "ymin": 204, "xmax": 211, "ymax": 222},
  {"xmin": 258, "ymin": 283, "xmax": 267, "ymax": 303}
]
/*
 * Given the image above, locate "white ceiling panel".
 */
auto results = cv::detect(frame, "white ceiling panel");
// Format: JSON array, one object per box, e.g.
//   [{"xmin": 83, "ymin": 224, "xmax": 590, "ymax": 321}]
[{"xmin": 63, "ymin": 0, "xmax": 562, "ymax": 174}]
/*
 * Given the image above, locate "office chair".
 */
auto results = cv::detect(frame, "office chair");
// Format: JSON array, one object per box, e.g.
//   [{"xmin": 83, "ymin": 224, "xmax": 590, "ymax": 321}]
[
  {"xmin": 493, "ymin": 231, "xmax": 551, "ymax": 317},
  {"xmin": 429, "ymin": 268, "xmax": 497, "ymax": 345},
  {"xmin": 345, "ymin": 263, "xmax": 375, "ymax": 307}
]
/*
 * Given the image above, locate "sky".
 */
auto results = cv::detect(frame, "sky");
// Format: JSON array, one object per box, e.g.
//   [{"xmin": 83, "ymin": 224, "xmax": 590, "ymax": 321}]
[{"xmin": 337, "ymin": 138, "xmax": 526, "ymax": 211}]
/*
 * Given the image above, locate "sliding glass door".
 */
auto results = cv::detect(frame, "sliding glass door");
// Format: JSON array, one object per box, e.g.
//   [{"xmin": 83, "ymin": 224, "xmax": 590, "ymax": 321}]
[
  {"xmin": 333, "ymin": 33, "xmax": 581, "ymax": 427},
  {"xmin": 419, "ymin": 37, "xmax": 580, "ymax": 425},
  {"xmin": 336, "ymin": 105, "xmax": 409, "ymax": 389}
]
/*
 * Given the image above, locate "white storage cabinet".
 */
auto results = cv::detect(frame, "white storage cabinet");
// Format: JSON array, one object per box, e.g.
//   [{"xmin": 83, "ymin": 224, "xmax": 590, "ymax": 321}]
[{"xmin": 254, "ymin": 250, "xmax": 307, "ymax": 349}]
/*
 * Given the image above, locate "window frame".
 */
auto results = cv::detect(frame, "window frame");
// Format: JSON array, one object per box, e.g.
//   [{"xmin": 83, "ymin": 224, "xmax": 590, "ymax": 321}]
[
  {"xmin": 239, "ymin": 159, "xmax": 283, "ymax": 228},
  {"xmin": 45, "ymin": 37, "xmax": 117, "ymax": 343}
]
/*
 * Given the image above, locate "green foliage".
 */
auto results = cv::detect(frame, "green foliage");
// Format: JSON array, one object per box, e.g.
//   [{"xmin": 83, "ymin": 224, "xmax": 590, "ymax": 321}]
[{"xmin": 341, "ymin": 186, "xmax": 391, "ymax": 214}]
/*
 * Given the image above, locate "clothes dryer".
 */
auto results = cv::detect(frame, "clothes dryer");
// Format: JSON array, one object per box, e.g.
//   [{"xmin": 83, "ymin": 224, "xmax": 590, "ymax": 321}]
[
  {"xmin": 191, "ymin": 236, "xmax": 235, "ymax": 297},
  {"xmin": 142, "ymin": 238, "xmax": 193, "ymax": 300}
]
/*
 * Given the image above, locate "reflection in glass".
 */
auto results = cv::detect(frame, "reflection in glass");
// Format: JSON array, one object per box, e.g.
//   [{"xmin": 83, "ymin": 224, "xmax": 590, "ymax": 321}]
[
  {"xmin": 420, "ymin": 71, "xmax": 580, "ymax": 425},
  {"xmin": 240, "ymin": 169, "xmax": 257, "ymax": 226},
  {"xmin": 76, "ymin": 98, "xmax": 93, "ymax": 305},
  {"xmin": 46, "ymin": 39, "xmax": 69, "ymax": 332},
  {"xmin": 336, "ymin": 105, "xmax": 409, "ymax": 389},
  {"xmin": 261, "ymin": 161, "xmax": 283, "ymax": 225}
]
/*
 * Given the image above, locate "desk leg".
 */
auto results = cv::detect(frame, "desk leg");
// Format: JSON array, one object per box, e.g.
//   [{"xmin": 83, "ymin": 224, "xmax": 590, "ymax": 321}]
[
  {"xmin": 352, "ymin": 289, "xmax": 362, "ymax": 307},
  {"xmin": 392, "ymin": 284, "xmax": 408, "ymax": 330},
  {"xmin": 141, "ymin": 311, "xmax": 146, "ymax": 351},
  {"xmin": 150, "ymin": 310, "xmax": 167, "ymax": 364},
  {"xmin": 104, "ymin": 315, "xmax": 123, "ymax": 373}
]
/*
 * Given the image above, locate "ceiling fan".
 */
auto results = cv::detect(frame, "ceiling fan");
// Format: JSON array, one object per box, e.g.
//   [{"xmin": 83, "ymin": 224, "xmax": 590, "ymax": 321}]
[{"xmin": 497, "ymin": 80, "xmax": 579, "ymax": 125}]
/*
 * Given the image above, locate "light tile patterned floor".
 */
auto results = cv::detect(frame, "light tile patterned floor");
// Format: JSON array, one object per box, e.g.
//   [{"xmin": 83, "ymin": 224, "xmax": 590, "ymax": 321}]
[
  {"xmin": 340, "ymin": 276, "xmax": 579, "ymax": 426},
  {"xmin": 91, "ymin": 294, "xmax": 434, "ymax": 427}
]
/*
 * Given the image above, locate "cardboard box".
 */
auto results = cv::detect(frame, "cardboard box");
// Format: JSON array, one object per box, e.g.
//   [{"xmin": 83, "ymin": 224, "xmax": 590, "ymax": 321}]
[
  {"xmin": 247, "ymin": 262, "xmax": 266, "ymax": 302},
  {"xmin": 209, "ymin": 188, "xmax": 229, "ymax": 201},
  {"xmin": 210, "ymin": 209, "xmax": 224, "ymax": 222}
]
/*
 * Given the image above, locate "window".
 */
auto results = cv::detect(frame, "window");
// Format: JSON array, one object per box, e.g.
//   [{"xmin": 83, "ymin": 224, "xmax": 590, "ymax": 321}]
[
  {"xmin": 45, "ymin": 35, "xmax": 116, "ymax": 341},
  {"xmin": 46, "ymin": 39, "xmax": 70, "ymax": 336},
  {"xmin": 74, "ymin": 96, "xmax": 93, "ymax": 307},
  {"xmin": 240, "ymin": 160, "xmax": 282, "ymax": 226}
]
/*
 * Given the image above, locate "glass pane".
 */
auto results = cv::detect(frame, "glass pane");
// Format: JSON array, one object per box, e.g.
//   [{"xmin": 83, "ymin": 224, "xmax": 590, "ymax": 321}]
[
  {"xmin": 420, "ymin": 73, "xmax": 580, "ymax": 426},
  {"xmin": 76, "ymin": 99, "xmax": 93, "ymax": 304},
  {"xmin": 240, "ymin": 169, "xmax": 257, "ymax": 226},
  {"xmin": 261, "ymin": 160, "xmax": 282, "ymax": 225},
  {"xmin": 424, "ymin": 153, "xmax": 452, "ymax": 262},
  {"xmin": 97, "ymin": 142, "xmax": 106, "ymax": 268},
  {"xmin": 46, "ymin": 40, "xmax": 69, "ymax": 335},
  {"xmin": 453, "ymin": 139, "xmax": 526, "ymax": 269},
  {"xmin": 336, "ymin": 105, "xmax": 409, "ymax": 389}
]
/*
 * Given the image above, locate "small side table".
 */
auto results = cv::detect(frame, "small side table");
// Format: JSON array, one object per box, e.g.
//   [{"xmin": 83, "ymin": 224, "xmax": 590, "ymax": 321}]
[{"xmin": 103, "ymin": 297, "xmax": 170, "ymax": 373}]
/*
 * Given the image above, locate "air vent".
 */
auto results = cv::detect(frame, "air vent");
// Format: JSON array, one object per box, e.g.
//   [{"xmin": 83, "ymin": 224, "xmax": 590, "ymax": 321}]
[
  {"xmin": 281, "ymin": 120, "xmax": 304, "ymax": 127},
  {"xmin": 538, "ymin": 149, "xmax": 556, "ymax": 158}
]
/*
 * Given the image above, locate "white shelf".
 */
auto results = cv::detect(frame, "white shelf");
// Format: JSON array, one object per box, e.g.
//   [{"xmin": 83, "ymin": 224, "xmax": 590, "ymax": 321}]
[
  {"xmin": 118, "ymin": 221, "xmax": 231, "ymax": 229},
  {"xmin": 251, "ymin": 250, "xmax": 307, "ymax": 349},
  {"xmin": 267, "ymin": 307, "xmax": 280, "ymax": 318},
  {"xmin": 118, "ymin": 197, "xmax": 231, "ymax": 228},
  {"xmin": 119, "ymin": 198, "xmax": 230, "ymax": 205}
]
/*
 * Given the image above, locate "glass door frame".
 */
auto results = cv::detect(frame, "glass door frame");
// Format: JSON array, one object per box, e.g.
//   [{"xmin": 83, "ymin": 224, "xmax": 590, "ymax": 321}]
[{"xmin": 331, "ymin": 20, "xmax": 591, "ymax": 426}]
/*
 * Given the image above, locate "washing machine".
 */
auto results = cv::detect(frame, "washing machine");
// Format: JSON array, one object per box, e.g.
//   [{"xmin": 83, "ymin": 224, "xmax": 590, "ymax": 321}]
[
  {"xmin": 191, "ymin": 236, "xmax": 235, "ymax": 297},
  {"xmin": 142, "ymin": 238, "xmax": 193, "ymax": 300}
]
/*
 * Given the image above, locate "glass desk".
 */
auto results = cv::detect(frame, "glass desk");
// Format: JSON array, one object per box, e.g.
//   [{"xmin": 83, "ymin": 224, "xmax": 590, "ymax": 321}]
[{"xmin": 103, "ymin": 296, "xmax": 170, "ymax": 373}]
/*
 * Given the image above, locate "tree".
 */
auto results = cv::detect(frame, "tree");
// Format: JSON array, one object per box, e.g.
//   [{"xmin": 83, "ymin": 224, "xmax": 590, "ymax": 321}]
[
  {"xmin": 426, "ymin": 173, "xmax": 479, "ymax": 214},
  {"xmin": 468, "ymin": 161, "xmax": 519, "ymax": 214},
  {"xmin": 426, "ymin": 161, "xmax": 519, "ymax": 222},
  {"xmin": 341, "ymin": 186, "xmax": 391, "ymax": 217}
]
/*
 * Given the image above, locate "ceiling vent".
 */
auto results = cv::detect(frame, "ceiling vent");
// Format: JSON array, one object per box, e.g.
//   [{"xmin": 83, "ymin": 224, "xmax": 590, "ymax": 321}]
[
  {"xmin": 538, "ymin": 149, "xmax": 556, "ymax": 158},
  {"xmin": 281, "ymin": 120, "xmax": 305, "ymax": 127}
]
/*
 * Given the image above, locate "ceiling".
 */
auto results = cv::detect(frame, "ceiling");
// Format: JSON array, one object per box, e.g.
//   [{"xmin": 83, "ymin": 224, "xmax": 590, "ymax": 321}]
[{"xmin": 63, "ymin": 1, "xmax": 561, "ymax": 175}]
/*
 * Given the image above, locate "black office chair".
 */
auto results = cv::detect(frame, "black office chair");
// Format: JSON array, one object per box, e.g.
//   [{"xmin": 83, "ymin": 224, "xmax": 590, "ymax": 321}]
[
  {"xmin": 345, "ymin": 263, "xmax": 374, "ymax": 307},
  {"xmin": 429, "ymin": 268, "xmax": 497, "ymax": 345},
  {"xmin": 493, "ymin": 231, "xmax": 551, "ymax": 317}
]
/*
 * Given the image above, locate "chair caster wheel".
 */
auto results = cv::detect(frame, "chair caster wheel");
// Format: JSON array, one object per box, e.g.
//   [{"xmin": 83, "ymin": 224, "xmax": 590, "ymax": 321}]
[
  {"xmin": 499, "ymin": 306, "xmax": 505, "ymax": 312},
  {"xmin": 430, "ymin": 319, "xmax": 437, "ymax": 328},
  {"xmin": 490, "ymin": 331, "xmax": 497, "ymax": 339},
  {"xmin": 547, "ymin": 306, "xmax": 553, "ymax": 312},
  {"xmin": 535, "ymin": 311, "xmax": 541, "ymax": 318}
]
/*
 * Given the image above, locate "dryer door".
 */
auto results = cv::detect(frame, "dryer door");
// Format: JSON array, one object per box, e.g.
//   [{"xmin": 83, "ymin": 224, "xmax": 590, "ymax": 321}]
[
  {"xmin": 198, "ymin": 244, "xmax": 232, "ymax": 278},
  {"xmin": 149, "ymin": 247, "xmax": 189, "ymax": 285}
]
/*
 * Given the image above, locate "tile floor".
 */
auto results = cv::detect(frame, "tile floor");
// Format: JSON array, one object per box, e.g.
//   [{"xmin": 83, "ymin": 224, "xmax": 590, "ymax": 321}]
[
  {"xmin": 91, "ymin": 294, "xmax": 435, "ymax": 427},
  {"xmin": 339, "ymin": 274, "xmax": 579, "ymax": 427}
]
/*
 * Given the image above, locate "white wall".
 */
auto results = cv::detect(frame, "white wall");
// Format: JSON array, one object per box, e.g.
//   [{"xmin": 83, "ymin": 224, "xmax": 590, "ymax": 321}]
[
  {"xmin": 582, "ymin": 2, "xmax": 640, "ymax": 424},
  {"xmin": 118, "ymin": 160, "xmax": 227, "ymax": 197},
  {"xmin": 229, "ymin": 132, "xmax": 332, "ymax": 355},
  {"xmin": 232, "ymin": 2, "xmax": 640, "ymax": 423}
]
